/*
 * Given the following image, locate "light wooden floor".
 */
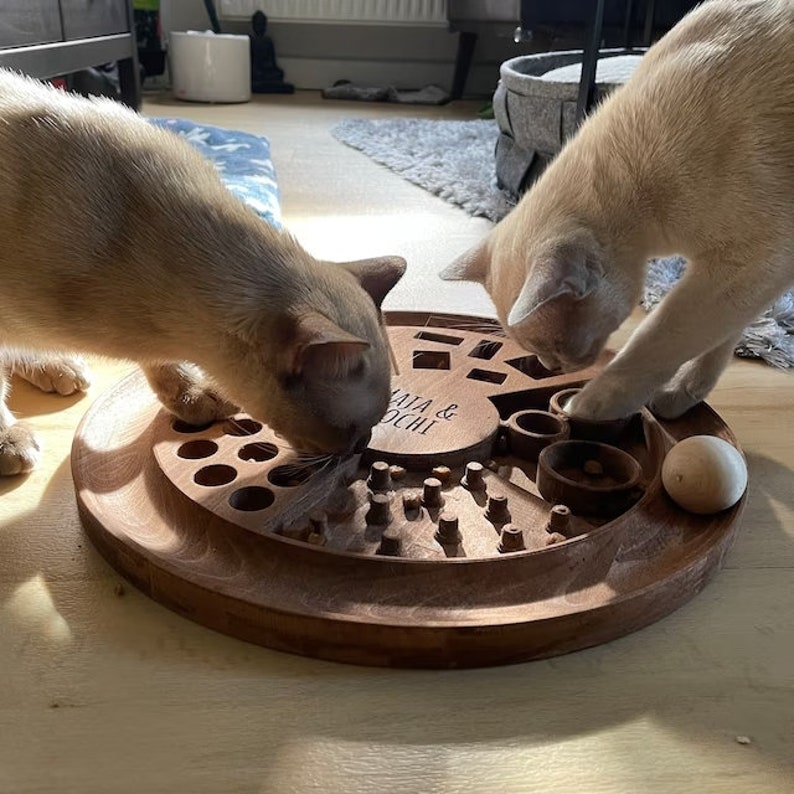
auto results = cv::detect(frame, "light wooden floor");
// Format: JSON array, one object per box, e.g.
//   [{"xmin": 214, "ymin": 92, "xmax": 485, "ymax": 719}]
[{"xmin": 2, "ymin": 92, "xmax": 793, "ymax": 794}]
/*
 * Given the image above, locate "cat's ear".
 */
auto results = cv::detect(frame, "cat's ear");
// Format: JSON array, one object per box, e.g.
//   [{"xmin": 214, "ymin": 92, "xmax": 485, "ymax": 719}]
[
  {"xmin": 340, "ymin": 256, "xmax": 407, "ymax": 308},
  {"xmin": 507, "ymin": 246, "xmax": 603, "ymax": 327},
  {"xmin": 440, "ymin": 239, "xmax": 489, "ymax": 283},
  {"xmin": 287, "ymin": 311, "xmax": 370, "ymax": 377}
]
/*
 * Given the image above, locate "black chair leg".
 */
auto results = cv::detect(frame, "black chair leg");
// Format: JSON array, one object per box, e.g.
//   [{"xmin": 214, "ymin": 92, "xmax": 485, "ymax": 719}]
[
  {"xmin": 643, "ymin": 0, "xmax": 657, "ymax": 45},
  {"xmin": 450, "ymin": 30, "xmax": 478, "ymax": 101},
  {"xmin": 118, "ymin": 56, "xmax": 141, "ymax": 110},
  {"xmin": 622, "ymin": 0, "xmax": 636, "ymax": 48},
  {"xmin": 575, "ymin": 0, "xmax": 606, "ymax": 127}
]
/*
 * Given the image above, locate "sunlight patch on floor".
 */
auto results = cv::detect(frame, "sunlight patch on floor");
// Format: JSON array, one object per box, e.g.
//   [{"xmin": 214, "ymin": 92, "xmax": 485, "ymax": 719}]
[
  {"xmin": 286, "ymin": 212, "xmax": 451, "ymax": 261},
  {"xmin": 5, "ymin": 573, "xmax": 72, "ymax": 644}
]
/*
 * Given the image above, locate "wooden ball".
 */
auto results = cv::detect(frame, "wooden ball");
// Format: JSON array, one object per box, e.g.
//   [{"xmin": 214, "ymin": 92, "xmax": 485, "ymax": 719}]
[{"xmin": 661, "ymin": 435, "xmax": 747, "ymax": 515}]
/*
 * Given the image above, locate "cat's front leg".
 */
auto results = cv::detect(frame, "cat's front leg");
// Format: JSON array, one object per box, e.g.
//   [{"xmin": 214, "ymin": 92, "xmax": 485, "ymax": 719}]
[
  {"xmin": 0, "ymin": 363, "xmax": 41, "ymax": 475},
  {"xmin": 567, "ymin": 325, "xmax": 718, "ymax": 422},
  {"xmin": 142, "ymin": 362, "xmax": 239, "ymax": 425},
  {"xmin": 649, "ymin": 334, "xmax": 741, "ymax": 419},
  {"xmin": 567, "ymin": 265, "xmax": 779, "ymax": 422}
]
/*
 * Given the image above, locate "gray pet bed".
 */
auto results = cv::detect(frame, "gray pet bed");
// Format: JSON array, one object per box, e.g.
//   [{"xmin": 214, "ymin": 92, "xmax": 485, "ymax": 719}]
[{"xmin": 494, "ymin": 49, "xmax": 644, "ymax": 196}]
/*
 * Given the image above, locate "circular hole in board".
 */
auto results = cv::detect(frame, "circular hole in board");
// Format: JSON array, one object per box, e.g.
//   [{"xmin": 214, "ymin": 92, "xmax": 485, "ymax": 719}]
[
  {"xmin": 177, "ymin": 439, "xmax": 219, "ymax": 460},
  {"xmin": 228, "ymin": 486, "xmax": 275, "ymax": 512},
  {"xmin": 238, "ymin": 442, "xmax": 279, "ymax": 462},
  {"xmin": 268, "ymin": 464, "xmax": 313, "ymax": 488},
  {"xmin": 172, "ymin": 419, "xmax": 214, "ymax": 434},
  {"xmin": 194, "ymin": 464, "xmax": 237, "ymax": 487},
  {"xmin": 223, "ymin": 418, "xmax": 263, "ymax": 436}
]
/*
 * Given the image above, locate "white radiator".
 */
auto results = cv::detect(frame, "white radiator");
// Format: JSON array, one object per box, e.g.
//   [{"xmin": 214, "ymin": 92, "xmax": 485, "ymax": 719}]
[{"xmin": 219, "ymin": 0, "xmax": 448, "ymax": 26}]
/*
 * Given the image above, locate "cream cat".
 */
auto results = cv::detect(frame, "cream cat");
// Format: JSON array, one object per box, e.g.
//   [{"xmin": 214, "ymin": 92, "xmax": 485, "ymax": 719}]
[
  {"xmin": 0, "ymin": 68, "xmax": 405, "ymax": 475},
  {"xmin": 444, "ymin": 0, "xmax": 794, "ymax": 422}
]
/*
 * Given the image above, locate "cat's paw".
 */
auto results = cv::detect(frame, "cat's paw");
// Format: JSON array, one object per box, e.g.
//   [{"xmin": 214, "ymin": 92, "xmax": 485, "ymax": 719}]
[
  {"xmin": 14, "ymin": 356, "xmax": 91, "ymax": 396},
  {"xmin": 566, "ymin": 378, "xmax": 644, "ymax": 421},
  {"xmin": 0, "ymin": 424, "xmax": 41, "ymax": 475},
  {"xmin": 144, "ymin": 363, "xmax": 238, "ymax": 426},
  {"xmin": 649, "ymin": 385, "xmax": 702, "ymax": 419},
  {"xmin": 167, "ymin": 385, "xmax": 239, "ymax": 426}
]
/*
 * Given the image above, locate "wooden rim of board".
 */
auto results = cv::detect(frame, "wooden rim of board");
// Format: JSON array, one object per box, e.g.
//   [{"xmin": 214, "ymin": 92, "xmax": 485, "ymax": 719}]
[{"xmin": 72, "ymin": 312, "xmax": 745, "ymax": 668}]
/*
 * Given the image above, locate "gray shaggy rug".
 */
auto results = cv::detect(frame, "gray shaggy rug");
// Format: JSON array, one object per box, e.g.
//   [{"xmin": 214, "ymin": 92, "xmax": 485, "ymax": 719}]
[
  {"xmin": 332, "ymin": 117, "xmax": 511, "ymax": 222},
  {"xmin": 332, "ymin": 117, "xmax": 794, "ymax": 368}
]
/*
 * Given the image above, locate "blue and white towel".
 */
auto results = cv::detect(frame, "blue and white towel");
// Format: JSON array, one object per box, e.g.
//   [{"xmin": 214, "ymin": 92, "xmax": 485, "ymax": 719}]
[{"xmin": 150, "ymin": 117, "xmax": 282, "ymax": 229}]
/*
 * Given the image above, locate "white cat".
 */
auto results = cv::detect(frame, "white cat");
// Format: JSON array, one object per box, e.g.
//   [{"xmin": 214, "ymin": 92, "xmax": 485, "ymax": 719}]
[
  {"xmin": 444, "ymin": 0, "xmax": 794, "ymax": 421},
  {"xmin": 0, "ymin": 69, "xmax": 405, "ymax": 474}
]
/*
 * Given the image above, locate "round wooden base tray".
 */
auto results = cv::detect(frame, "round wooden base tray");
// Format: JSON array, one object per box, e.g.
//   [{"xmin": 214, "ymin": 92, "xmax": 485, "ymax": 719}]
[{"xmin": 72, "ymin": 312, "xmax": 745, "ymax": 668}]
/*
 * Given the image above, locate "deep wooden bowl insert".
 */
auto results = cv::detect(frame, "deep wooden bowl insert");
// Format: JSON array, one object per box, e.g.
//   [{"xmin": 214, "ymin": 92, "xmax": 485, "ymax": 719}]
[
  {"xmin": 72, "ymin": 312, "xmax": 746, "ymax": 668},
  {"xmin": 537, "ymin": 440, "xmax": 643, "ymax": 517}
]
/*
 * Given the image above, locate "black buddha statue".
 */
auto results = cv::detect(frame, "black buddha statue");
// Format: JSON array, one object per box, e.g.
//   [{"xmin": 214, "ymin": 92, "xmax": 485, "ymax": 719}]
[{"xmin": 249, "ymin": 10, "xmax": 294, "ymax": 94}]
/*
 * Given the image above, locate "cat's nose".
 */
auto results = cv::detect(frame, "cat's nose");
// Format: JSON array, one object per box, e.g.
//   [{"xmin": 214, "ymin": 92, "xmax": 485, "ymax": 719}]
[{"xmin": 352, "ymin": 431, "xmax": 371, "ymax": 454}]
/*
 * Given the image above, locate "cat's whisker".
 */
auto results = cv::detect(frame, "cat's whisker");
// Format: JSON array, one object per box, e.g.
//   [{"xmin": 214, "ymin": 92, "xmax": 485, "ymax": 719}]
[
  {"xmin": 296, "ymin": 451, "xmax": 333, "ymax": 465},
  {"xmin": 314, "ymin": 458, "xmax": 336, "ymax": 476},
  {"xmin": 385, "ymin": 332, "xmax": 400, "ymax": 376},
  {"xmin": 224, "ymin": 417, "xmax": 246, "ymax": 433},
  {"xmin": 278, "ymin": 461, "xmax": 316, "ymax": 475},
  {"xmin": 279, "ymin": 452, "xmax": 339, "ymax": 481}
]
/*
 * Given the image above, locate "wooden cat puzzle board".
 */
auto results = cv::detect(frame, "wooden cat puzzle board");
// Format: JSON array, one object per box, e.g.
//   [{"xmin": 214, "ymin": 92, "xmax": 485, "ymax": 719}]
[{"xmin": 72, "ymin": 312, "xmax": 745, "ymax": 668}]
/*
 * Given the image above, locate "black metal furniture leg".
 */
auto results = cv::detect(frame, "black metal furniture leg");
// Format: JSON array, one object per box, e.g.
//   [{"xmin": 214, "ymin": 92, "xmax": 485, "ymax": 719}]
[
  {"xmin": 117, "ymin": 55, "xmax": 141, "ymax": 110},
  {"xmin": 575, "ymin": 0, "xmax": 607, "ymax": 127},
  {"xmin": 450, "ymin": 30, "xmax": 478, "ymax": 101},
  {"xmin": 643, "ymin": 0, "xmax": 657, "ymax": 45},
  {"xmin": 622, "ymin": 0, "xmax": 636, "ymax": 48},
  {"xmin": 119, "ymin": 0, "xmax": 141, "ymax": 110}
]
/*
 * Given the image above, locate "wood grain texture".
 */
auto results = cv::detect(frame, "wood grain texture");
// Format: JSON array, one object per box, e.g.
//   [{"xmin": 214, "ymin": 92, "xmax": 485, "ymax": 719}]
[
  {"xmin": 1, "ymin": 93, "xmax": 792, "ymax": 793},
  {"xmin": 72, "ymin": 314, "xmax": 745, "ymax": 668}
]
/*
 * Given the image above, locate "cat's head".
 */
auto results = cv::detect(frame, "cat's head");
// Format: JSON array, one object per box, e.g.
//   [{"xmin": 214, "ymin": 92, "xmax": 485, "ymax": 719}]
[
  {"xmin": 442, "ymin": 226, "xmax": 636, "ymax": 372},
  {"xmin": 213, "ymin": 255, "xmax": 406, "ymax": 457}
]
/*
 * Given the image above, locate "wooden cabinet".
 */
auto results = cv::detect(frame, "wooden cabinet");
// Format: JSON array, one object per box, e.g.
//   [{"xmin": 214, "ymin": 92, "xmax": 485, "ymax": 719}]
[{"xmin": 0, "ymin": 0, "xmax": 140, "ymax": 109}]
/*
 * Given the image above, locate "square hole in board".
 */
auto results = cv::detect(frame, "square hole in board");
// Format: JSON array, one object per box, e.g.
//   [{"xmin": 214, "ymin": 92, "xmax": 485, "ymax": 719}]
[
  {"xmin": 412, "ymin": 350, "xmax": 451, "ymax": 370},
  {"xmin": 413, "ymin": 331, "xmax": 464, "ymax": 346},
  {"xmin": 506, "ymin": 355, "xmax": 558, "ymax": 379},
  {"xmin": 467, "ymin": 368, "xmax": 507, "ymax": 384},
  {"xmin": 469, "ymin": 339, "xmax": 503, "ymax": 360}
]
